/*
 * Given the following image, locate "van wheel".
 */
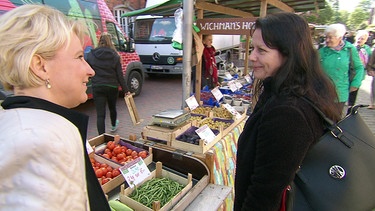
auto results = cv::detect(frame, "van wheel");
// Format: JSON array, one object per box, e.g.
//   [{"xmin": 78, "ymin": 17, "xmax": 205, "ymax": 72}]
[{"xmin": 127, "ymin": 71, "xmax": 142, "ymax": 96}]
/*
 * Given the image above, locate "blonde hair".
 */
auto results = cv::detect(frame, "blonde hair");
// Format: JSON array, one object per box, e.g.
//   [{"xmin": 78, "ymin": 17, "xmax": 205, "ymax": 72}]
[
  {"xmin": 98, "ymin": 33, "xmax": 117, "ymax": 51},
  {"xmin": 0, "ymin": 4, "xmax": 88, "ymax": 90},
  {"xmin": 325, "ymin": 23, "xmax": 347, "ymax": 39}
]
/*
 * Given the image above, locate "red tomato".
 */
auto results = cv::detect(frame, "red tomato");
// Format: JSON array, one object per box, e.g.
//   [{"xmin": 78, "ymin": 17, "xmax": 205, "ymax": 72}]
[
  {"xmin": 100, "ymin": 167, "xmax": 108, "ymax": 175},
  {"xmin": 106, "ymin": 171, "xmax": 113, "ymax": 179},
  {"xmin": 100, "ymin": 163, "xmax": 108, "ymax": 168},
  {"xmin": 102, "ymin": 154, "xmax": 110, "ymax": 159},
  {"xmin": 121, "ymin": 146, "xmax": 128, "ymax": 153},
  {"xmin": 95, "ymin": 169, "xmax": 104, "ymax": 178},
  {"xmin": 94, "ymin": 162, "xmax": 101, "ymax": 168},
  {"xmin": 125, "ymin": 149, "xmax": 133, "ymax": 156},
  {"xmin": 131, "ymin": 151, "xmax": 138, "ymax": 157},
  {"xmin": 107, "ymin": 151, "xmax": 112, "ymax": 158},
  {"xmin": 138, "ymin": 151, "xmax": 148, "ymax": 159},
  {"xmin": 104, "ymin": 149, "xmax": 111, "ymax": 154},
  {"xmin": 107, "ymin": 142, "xmax": 115, "ymax": 151},
  {"xmin": 106, "ymin": 166, "xmax": 113, "ymax": 172},
  {"xmin": 90, "ymin": 157, "xmax": 95, "ymax": 164},
  {"xmin": 113, "ymin": 146, "xmax": 122, "ymax": 155},
  {"xmin": 117, "ymin": 153, "xmax": 125, "ymax": 160},
  {"xmin": 102, "ymin": 178, "xmax": 110, "ymax": 185},
  {"xmin": 112, "ymin": 169, "xmax": 120, "ymax": 177}
]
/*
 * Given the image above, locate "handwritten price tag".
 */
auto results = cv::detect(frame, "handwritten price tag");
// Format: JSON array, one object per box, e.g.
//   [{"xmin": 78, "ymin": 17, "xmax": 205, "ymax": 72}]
[
  {"xmin": 225, "ymin": 72, "xmax": 233, "ymax": 80},
  {"xmin": 211, "ymin": 87, "xmax": 223, "ymax": 102},
  {"xmin": 185, "ymin": 95, "xmax": 200, "ymax": 111},
  {"xmin": 223, "ymin": 103, "xmax": 242, "ymax": 119},
  {"xmin": 195, "ymin": 124, "xmax": 216, "ymax": 144},
  {"xmin": 120, "ymin": 157, "xmax": 151, "ymax": 188},
  {"xmin": 228, "ymin": 81, "xmax": 238, "ymax": 92}
]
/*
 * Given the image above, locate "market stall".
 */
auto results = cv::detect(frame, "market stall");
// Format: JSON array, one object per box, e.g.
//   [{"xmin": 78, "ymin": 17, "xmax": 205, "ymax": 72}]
[{"xmin": 94, "ymin": 1, "xmax": 327, "ymax": 210}]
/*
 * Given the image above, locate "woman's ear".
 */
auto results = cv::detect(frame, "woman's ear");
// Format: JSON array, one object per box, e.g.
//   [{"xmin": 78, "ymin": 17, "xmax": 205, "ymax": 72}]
[{"xmin": 29, "ymin": 54, "xmax": 48, "ymax": 80}]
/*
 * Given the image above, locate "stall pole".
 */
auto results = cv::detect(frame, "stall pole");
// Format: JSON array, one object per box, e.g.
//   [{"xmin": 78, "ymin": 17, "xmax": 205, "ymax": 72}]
[{"xmin": 181, "ymin": 0, "xmax": 194, "ymax": 109}]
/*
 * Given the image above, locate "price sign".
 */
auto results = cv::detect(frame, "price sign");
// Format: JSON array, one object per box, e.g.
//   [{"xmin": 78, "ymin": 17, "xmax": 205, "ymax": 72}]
[
  {"xmin": 225, "ymin": 72, "xmax": 233, "ymax": 80},
  {"xmin": 228, "ymin": 81, "xmax": 238, "ymax": 92},
  {"xmin": 244, "ymin": 74, "xmax": 253, "ymax": 84},
  {"xmin": 120, "ymin": 157, "xmax": 151, "ymax": 188},
  {"xmin": 195, "ymin": 124, "xmax": 216, "ymax": 144},
  {"xmin": 223, "ymin": 103, "xmax": 242, "ymax": 120},
  {"xmin": 185, "ymin": 95, "xmax": 200, "ymax": 111},
  {"xmin": 235, "ymin": 81, "xmax": 243, "ymax": 89},
  {"xmin": 211, "ymin": 87, "xmax": 223, "ymax": 102}
]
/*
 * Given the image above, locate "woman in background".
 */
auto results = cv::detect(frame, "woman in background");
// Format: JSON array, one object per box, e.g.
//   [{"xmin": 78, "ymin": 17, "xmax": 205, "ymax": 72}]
[
  {"xmin": 366, "ymin": 49, "xmax": 375, "ymax": 109},
  {"xmin": 86, "ymin": 33, "xmax": 126, "ymax": 135},
  {"xmin": 319, "ymin": 23, "xmax": 364, "ymax": 113},
  {"xmin": 0, "ymin": 5, "xmax": 110, "ymax": 210},
  {"xmin": 234, "ymin": 13, "xmax": 341, "ymax": 210},
  {"xmin": 348, "ymin": 30, "xmax": 372, "ymax": 107}
]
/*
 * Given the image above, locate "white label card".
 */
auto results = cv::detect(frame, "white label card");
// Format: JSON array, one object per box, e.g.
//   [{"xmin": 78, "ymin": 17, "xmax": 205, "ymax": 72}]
[
  {"xmin": 86, "ymin": 140, "xmax": 94, "ymax": 154},
  {"xmin": 195, "ymin": 124, "xmax": 216, "ymax": 144},
  {"xmin": 235, "ymin": 81, "xmax": 243, "ymax": 89},
  {"xmin": 228, "ymin": 81, "xmax": 238, "ymax": 92},
  {"xmin": 185, "ymin": 95, "xmax": 200, "ymax": 111},
  {"xmin": 120, "ymin": 157, "xmax": 151, "ymax": 188},
  {"xmin": 225, "ymin": 72, "xmax": 233, "ymax": 79},
  {"xmin": 211, "ymin": 87, "xmax": 223, "ymax": 102},
  {"xmin": 223, "ymin": 103, "xmax": 242, "ymax": 119}
]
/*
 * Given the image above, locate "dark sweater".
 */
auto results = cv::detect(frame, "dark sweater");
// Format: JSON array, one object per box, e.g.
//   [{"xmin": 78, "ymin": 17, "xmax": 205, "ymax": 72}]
[
  {"xmin": 234, "ymin": 78, "xmax": 324, "ymax": 211},
  {"xmin": 86, "ymin": 47, "xmax": 126, "ymax": 91}
]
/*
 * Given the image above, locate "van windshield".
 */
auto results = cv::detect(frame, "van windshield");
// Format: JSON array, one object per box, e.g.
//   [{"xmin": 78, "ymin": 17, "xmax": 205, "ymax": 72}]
[{"xmin": 134, "ymin": 17, "xmax": 175, "ymax": 44}]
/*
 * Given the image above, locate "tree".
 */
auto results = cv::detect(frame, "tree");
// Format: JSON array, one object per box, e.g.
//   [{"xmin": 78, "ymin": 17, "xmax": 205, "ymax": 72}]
[{"xmin": 347, "ymin": 0, "xmax": 372, "ymax": 30}]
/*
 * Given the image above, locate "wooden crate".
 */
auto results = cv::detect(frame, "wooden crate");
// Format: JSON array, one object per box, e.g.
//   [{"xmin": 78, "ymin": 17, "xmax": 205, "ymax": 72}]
[
  {"xmin": 119, "ymin": 162, "xmax": 193, "ymax": 211},
  {"xmin": 90, "ymin": 154, "xmax": 124, "ymax": 194},
  {"xmin": 88, "ymin": 133, "xmax": 153, "ymax": 167},
  {"xmin": 171, "ymin": 127, "xmax": 223, "ymax": 155},
  {"xmin": 141, "ymin": 122, "xmax": 192, "ymax": 146}
]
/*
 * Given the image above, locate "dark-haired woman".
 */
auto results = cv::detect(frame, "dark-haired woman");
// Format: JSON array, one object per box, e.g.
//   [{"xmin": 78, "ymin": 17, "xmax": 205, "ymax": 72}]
[{"xmin": 234, "ymin": 13, "xmax": 342, "ymax": 210}]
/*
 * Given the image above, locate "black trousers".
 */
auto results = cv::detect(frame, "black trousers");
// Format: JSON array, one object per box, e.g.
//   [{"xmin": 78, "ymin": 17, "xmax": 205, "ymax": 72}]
[
  {"xmin": 348, "ymin": 90, "xmax": 358, "ymax": 107},
  {"xmin": 93, "ymin": 86, "xmax": 118, "ymax": 135}
]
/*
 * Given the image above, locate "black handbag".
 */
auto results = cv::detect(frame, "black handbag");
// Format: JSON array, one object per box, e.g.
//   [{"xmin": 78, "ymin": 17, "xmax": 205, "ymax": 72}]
[{"xmin": 291, "ymin": 100, "xmax": 375, "ymax": 211}]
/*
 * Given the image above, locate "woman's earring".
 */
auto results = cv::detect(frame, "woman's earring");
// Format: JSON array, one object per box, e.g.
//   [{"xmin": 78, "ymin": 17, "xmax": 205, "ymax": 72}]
[{"xmin": 45, "ymin": 79, "xmax": 51, "ymax": 89}]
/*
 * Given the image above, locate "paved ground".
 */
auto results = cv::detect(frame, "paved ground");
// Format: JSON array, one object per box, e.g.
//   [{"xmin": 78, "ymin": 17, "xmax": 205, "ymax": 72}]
[{"xmin": 74, "ymin": 73, "xmax": 375, "ymax": 140}]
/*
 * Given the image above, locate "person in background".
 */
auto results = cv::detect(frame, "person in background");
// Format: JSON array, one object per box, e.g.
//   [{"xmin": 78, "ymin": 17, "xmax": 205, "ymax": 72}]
[
  {"xmin": 319, "ymin": 23, "xmax": 364, "ymax": 114},
  {"xmin": 234, "ymin": 13, "xmax": 342, "ymax": 210},
  {"xmin": 0, "ymin": 5, "xmax": 110, "ymax": 211},
  {"xmin": 348, "ymin": 30, "xmax": 372, "ymax": 107},
  {"xmin": 86, "ymin": 33, "xmax": 126, "ymax": 135},
  {"xmin": 366, "ymin": 49, "xmax": 375, "ymax": 109},
  {"xmin": 201, "ymin": 34, "xmax": 219, "ymax": 89}
]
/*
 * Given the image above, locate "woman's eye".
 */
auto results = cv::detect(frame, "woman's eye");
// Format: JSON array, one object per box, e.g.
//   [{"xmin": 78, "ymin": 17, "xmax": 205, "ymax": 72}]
[{"xmin": 78, "ymin": 55, "xmax": 84, "ymax": 60}]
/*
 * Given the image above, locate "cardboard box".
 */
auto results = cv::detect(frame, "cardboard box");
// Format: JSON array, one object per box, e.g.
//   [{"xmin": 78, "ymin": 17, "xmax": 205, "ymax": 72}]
[{"xmin": 119, "ymin": 162, "xmax": 193, "ymax": 211}]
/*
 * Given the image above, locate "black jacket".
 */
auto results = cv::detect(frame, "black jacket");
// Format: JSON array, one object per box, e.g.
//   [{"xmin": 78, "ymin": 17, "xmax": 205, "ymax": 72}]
[
  {"xmin": 2, "ymin": 96, "xmax": 111, "ymax": 211},
  {"xmin": 234, "ymin": 78, "xmax": 324, "ymax": 211},
  {"xmin": 86, "ymin": 47, "xmax": 126, "ymax": 91}
]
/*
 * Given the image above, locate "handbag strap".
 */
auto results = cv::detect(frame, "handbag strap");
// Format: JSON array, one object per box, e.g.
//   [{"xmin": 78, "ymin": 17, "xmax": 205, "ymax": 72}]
[{"xmin": 301, "ymin": 97, "xmax": 355, "ymax": 148}]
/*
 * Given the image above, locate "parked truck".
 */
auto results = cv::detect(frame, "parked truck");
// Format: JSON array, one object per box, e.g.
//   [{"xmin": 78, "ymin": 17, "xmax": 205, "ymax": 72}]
[
  {"xmin": 0, "ymin": 0, "xmax": 145, "ymax": 98},
  {"xmin": 123, "ymin": 0, "xmax": 240, "ymax": 76}
]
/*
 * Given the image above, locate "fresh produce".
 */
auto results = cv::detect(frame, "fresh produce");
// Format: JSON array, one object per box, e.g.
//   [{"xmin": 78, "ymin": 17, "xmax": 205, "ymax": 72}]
[
  {"xmin": 212, "ymin": 107, "xmax": 233, "ymax": 119},
  {"xmin": 99, "ymin": 141, "xmax": 148, "ymax": 165},
  {"xmin": 89, "ymin": 157, "xmax": 121, "ymax": 185},
  {"xmin": 108, "ymin": 200, "xmax": 133, "ymax": 211},
  {"xmin": 198, "ymin": 118, "xmax": 231, "ymax": 130},
  {"xmin": 129, "ymin": 177, "xmax": 184, "ymax": 209}
]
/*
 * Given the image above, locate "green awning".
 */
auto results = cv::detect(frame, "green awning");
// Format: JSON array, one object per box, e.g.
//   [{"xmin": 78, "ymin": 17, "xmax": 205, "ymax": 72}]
[{"xmin": 122, "ymin": 0, "xmax": 182, "ymax": 17}]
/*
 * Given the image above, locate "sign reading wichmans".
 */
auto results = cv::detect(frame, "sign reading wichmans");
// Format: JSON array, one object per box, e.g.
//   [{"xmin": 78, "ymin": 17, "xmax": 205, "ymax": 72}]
[{"xmin": 196, "ymin": 17, "xmax": 258, "ymax": 35}]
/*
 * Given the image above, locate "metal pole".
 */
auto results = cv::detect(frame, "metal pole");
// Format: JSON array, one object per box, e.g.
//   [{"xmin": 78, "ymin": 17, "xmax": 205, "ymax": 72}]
[{"xmin": 181, "ymin": 0, "xmax": 194, "ymax": 109}]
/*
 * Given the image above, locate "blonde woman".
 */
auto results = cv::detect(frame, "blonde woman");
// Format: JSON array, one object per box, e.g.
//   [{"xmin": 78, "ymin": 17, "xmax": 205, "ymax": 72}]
[{"xmin": 0, "ymin": 5, "xmax": 110, "ymax": 211}]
